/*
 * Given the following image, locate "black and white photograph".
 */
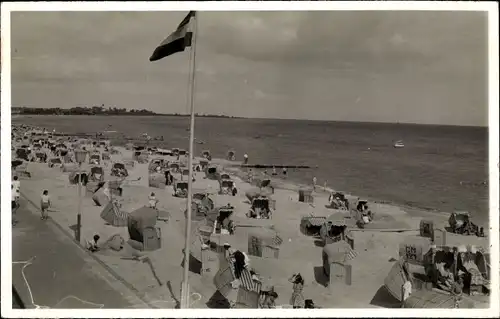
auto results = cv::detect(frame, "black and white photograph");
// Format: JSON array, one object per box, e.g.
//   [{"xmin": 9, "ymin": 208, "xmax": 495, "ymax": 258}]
[{"xmin": 1, "ymin": 1, "xmax": 498, "ymax": 317}]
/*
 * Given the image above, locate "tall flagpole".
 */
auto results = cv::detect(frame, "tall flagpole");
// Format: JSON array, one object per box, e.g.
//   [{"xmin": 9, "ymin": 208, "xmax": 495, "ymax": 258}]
[{"xmin": 181, "ymin": 11, "xmax": 198, "ymax": 309}]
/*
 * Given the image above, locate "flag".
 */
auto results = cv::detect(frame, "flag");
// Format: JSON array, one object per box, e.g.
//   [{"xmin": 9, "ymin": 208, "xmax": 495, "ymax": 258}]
[{"xmin": 149, "ymin": 11, "xmax": 196, "ymax": 62}]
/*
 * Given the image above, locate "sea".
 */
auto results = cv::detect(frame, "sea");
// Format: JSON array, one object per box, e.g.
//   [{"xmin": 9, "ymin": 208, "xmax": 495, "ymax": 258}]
[{"xmin": 12, "ymin": 115, "xmax": 489, "ymax": 223}]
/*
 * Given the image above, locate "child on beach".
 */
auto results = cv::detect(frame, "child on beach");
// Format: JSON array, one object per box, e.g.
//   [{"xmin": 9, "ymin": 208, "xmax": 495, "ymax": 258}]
[
  {"xmin": 148, "ymin": 192, "xmax": 158, "ymax": 209},
  {"xmin": 312, "ymin": 177, "xmax": 317, "ymax": 191},
  {"xmin": 40, "ymin": 190, "xmax": 51, "ymax": 220}
]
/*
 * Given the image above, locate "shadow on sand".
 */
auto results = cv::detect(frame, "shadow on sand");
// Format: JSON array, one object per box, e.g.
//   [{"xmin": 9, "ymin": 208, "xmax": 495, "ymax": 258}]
[
  {"xmin": 206, "ymin": 290, "xmax": 230, "ymax": 308},
  {"xmin": 369, "ymin": 286, "xmax": 401, "ymax": 308},
  {"xmin": 313, "ymin": 237, "xmax": 325, "ymax": 247},
  {"xmin": 313, "ymin": 266, "xmax": 328, "ymax": 287}
]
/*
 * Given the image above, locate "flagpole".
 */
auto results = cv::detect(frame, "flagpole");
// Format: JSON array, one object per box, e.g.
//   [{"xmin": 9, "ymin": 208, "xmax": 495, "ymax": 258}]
[{"xmin": 181, "ymin": 12, "xmax": 198, "ymax": 309}]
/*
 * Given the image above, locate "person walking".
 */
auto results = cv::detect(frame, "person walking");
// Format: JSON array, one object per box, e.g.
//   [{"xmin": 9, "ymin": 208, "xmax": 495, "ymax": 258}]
[
  {"xmin": 40, "ymin": 190, "xmax": 51, "ymax": 220},
  {"xmin": 312, "ymin": 176, "xmax": 317, "ymax": 191}
]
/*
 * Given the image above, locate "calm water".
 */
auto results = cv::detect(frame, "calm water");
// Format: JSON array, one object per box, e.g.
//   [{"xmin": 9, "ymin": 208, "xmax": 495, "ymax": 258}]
[{"xmin": 13, "ymin": 115, "xmax": 489, "ymax": 222}]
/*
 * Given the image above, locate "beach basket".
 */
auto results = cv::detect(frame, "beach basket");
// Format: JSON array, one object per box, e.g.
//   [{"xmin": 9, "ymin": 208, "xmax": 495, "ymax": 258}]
[
  {"xmin": 14, "ymin": 162, "xmax": 31, "ymax": 178},
  {"xmin": 214, "ymin": 254, "xmax": 262, "ymax": 308},
  {"xmin": 142, "ymin": 227, "xmax": 162, "ymax": 251},
  {"xmin": 149, "ymin": 173, "xmax": 166, "ymax": 189},
  {"xmin": 300, "ymin": 216, "xmax": 327, "ymax": 236},
  {"xmin": 188, "ymin": 235, "xmax": 211, "ymax": 275},
  {"xmin": 92, "ymin": 188, "xmax": 109, "ymax": 207},
  {"xmin": 108, "ymin": 180, "xmax": 122, "ymax": 197},
  {"xmin": 85, "ymin": 181, "xmax": 100, "ymax": 195},
  {"xmin": 247, "ymin": 228, "xmax": 283, "ymax": 259},
  {"xmin": 322, "ymin": 241, "xmax": 356, "ymax": 287},
  {"xmin": 124, "ymin": 160, "xmax": 135, "ymax": 169},
  {"xmin": 137, "ymin": 154, "xmax": 149, "ymax": 164},
  {"xmin": 419, "ymin": 220, "xmax": 434, "ymax": 239},
  {"xmin": 433, "ymin": 228, "xmax": 447, "ymax": 246},
  {"xmin": 199, "ymin": 225, "xmax": 213, "ymax": 243},
  {"xmin": 127, "ymin": 207, "xmax": 160, "ymax": 251},
  {"xmin": 398, "ymin": 236, "xmax": 430, "ymax": 265},
  {"xmin": 298, "ymin": 189, "xmax": 314, "ymax": 203},
  {"xmin": 100, "ymin": 201, "xmax": 128, "ymax": 227}
]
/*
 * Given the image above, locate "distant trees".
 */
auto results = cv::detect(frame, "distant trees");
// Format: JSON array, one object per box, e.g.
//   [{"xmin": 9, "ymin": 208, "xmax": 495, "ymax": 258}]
[
  {"xmin": 17, "ymin": 105, "xmax": 157, "ymax": 116},
  {"xmin": 15, "ymin": 105, "xmax": 240, "ymax": 118}
]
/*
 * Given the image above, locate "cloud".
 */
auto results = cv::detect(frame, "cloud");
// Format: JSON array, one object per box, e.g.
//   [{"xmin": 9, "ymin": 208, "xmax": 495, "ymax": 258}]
[{"xmin": 10, "ymin": 11, "xmax": 488, "ymax": 126}]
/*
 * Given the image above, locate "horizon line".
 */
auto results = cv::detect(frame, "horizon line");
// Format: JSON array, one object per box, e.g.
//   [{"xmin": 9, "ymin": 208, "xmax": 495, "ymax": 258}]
[{"xmin": 13, "ymin": 113, "xmax": 487, "ymax": 128}]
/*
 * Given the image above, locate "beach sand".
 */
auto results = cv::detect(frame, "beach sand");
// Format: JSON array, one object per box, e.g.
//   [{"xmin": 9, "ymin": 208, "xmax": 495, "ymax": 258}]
[{"xmin": 15, "ymin": 145, "xmax": 490, "ymax": 308}]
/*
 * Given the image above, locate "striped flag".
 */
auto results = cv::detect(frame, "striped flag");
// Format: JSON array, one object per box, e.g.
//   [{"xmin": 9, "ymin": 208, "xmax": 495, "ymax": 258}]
[{"xmin": 149, "ymin": 11, "xmax": 196, "ymax": 62}]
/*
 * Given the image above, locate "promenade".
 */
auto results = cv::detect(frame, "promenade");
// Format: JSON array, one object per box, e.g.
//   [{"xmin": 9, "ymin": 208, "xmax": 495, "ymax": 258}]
[{"xmin": 11, "ymin": 198, "xmax": 146, "ymax": 309}]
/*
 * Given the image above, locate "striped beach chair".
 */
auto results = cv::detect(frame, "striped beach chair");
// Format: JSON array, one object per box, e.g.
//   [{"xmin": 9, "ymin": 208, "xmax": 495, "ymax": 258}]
[{"xmin": 213, "ymin": 254, "xmax": 262, "ymax": 308}]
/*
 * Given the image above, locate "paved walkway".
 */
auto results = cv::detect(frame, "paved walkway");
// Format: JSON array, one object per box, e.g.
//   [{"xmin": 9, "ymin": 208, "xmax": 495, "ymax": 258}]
[{"xmin": 11, "ymin": 198, "xmax": 145, "ymax": 309}]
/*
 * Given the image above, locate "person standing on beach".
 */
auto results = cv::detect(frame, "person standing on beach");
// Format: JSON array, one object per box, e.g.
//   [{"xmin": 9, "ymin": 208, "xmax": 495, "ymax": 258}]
[
  {"xmin": 40, "ymin": 190, "xmax": 51, "ymax": 220},
  {"xmin": 247, "ymin": 169, "xmax": 254, "ymax": 183},
  {"xmin": 289, "ymin": 273, "xmax": 305, "ymax": 308},
  {"xmin": 164, "ymin": 170, "xmax": 171, "ymax": 186},
  {"xmin": 243, "ymin": 153, "xmax": 249, "ymax": 164},
  {"xmin": 312, "ymin": 176, "xmax": 317, "ymax": 191},
  {"xmin": 148, "ymin": 192, "xmax": 158, "ymax": 209},
  {"xmin": 12, "ymin": 185, "xmax": 19, "ymax": 226},
  {"xmin": 12, "ymin": 176, "xmax": 21, "ymax": 198}
]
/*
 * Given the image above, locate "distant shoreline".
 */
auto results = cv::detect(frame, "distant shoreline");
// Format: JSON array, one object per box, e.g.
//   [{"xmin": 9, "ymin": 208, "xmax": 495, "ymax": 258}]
[
  {"xmin": 15, "ymin": 114, "xmax": 240, "ymax": 118},
  {"xmin": 12, "ymin": 113, "xmax": 486, "ymax": 128},
  {"xmin": 13, "ymin": 108, "xmax": 240, "ymax": 119}
]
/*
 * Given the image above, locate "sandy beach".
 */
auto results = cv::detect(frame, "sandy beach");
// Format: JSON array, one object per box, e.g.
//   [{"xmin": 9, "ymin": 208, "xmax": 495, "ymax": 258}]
[{"xmin": 12, "ymin": 137, "xmax": 490, "ymax": 309}]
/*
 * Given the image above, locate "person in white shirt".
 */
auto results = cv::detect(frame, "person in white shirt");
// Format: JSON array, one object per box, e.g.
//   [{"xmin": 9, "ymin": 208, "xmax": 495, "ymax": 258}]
[
  {"xmin": 40, "ymin": 190, "xmax": 51, "ymax": 220},
  {"xmin": 243, "ymin": 153, "xmax": 249, "ymax": 164},
  {"xmin": 148, "ymin": 192, "xmax": 158, "ymax": 209},
  {"xmin": 12, "ymin": 176, "xmax": 21, "ymax": 200}
]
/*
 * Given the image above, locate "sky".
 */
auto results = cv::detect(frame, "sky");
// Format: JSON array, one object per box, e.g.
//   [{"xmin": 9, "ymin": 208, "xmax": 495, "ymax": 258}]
[{"xmin": 10, "ymin": 11, "xmax": 488, "ymax": 126}]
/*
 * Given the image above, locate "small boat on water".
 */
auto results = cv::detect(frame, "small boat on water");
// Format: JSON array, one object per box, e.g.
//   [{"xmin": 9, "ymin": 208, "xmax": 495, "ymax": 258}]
[{"xmin": 394, "ymin": 140, "xmax": 404, "ymax": 148}]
